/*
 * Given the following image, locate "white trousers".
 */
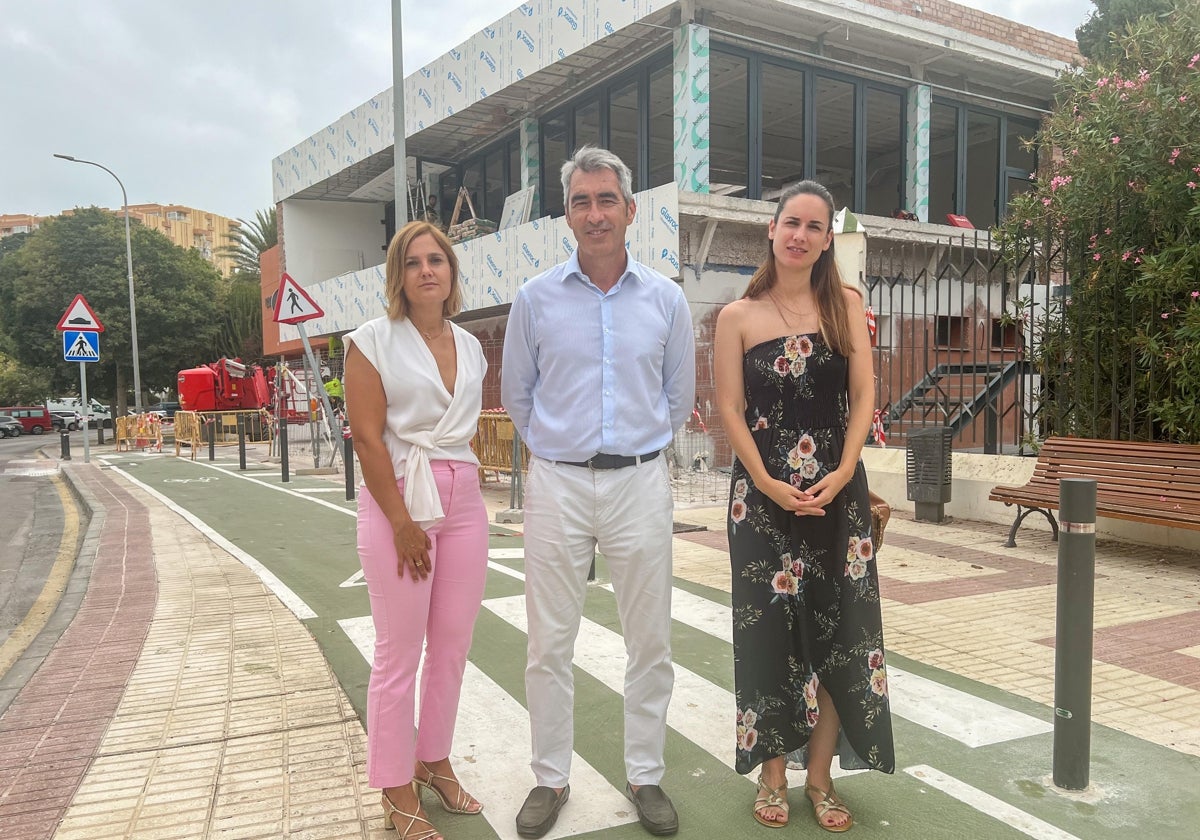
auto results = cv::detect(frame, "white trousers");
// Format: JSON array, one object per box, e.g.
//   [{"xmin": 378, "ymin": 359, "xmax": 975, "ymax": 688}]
[{"xmin": 523, "ymin": 454, "xmax": 676, "ymax": 788}]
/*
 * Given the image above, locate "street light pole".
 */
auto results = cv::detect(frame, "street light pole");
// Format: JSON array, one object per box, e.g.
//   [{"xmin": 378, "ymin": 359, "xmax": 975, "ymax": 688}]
[{"xmin": 53, "ymin": 153, "xmax": 143, "ymax": 412}]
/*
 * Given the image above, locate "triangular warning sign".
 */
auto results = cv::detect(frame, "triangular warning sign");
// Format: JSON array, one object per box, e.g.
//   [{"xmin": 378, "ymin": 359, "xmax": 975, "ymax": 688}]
[
  {"xmin": 56, "ymin": 294, "xmax": 105, "ymax": 332},
  {"xmin": 273, "ymin": 273, "xmax": 324, "ymax": 325}
]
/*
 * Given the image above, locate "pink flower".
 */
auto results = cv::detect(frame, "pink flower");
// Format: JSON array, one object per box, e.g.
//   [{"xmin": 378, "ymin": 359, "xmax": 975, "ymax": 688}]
[
  {"xmin": 1111, "ymin": 136, "xmax": 1121, "ymax": 144},
  {"xmin": 868, "ymin": 649, "xmax": 885, "ymax": 670},
  {"xmin": 773, "ymin": 356, "xmax": 790, "ymax": 376},
  {"xmin": 1122, "ymin": 251, "xmax": 1132, "ymax": 261},
  {"xmin": 1190, "ymin": 54, "xmax": 1199, "ymax": 69},
  {"xmin": 1189, "ymin": 182, "xmax": 1198, "ymax": 190},
  {"xmin": 1042, "ymin": 197, "xmax": 1052, "ymax": 206},
  {"xmin": 1181, "ymin": 96, "xmax": 1190, "ymax": 103},
  {"xmin": 1170, "ymin": 148, "xmax": 1181, "ymax": 165},
  {"xmin": 731, "ymin": 499, "xmax": 747, "ymax": 523},
  {"xmin": 1192, "ymin": 291, "xmax": 1199, "ymax": 299},
  {"xmin": 1096, "ymin": 77, "xmax": 1109, "ymax": 88},
  {"xmin": 1093, "ymin": 253, "xmax": 1102, "ymax": 261},
  {"xmin": 1193, "ymin": 166, "xmax": 1200, "ymax": 175},
  {"xmin": 1138, "ymin": 69, "xmax": 1150, "ymax": 83},
  {"xmin": 1105, "ymin": 228, "xmax": 1113, "ymax": 235},
  {"xmin": 797, "ymin": 433, "xmax": 816, "ymax": 458},
  {"xmin": 1162, "ymin": 313, "xmax": 1171, "ymax": 319}
]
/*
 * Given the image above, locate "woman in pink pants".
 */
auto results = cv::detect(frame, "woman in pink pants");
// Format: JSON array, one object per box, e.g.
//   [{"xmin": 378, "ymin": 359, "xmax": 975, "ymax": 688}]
[{"xmin": 344, "ymin": 220, "xmax": 489, "ymax": 840}]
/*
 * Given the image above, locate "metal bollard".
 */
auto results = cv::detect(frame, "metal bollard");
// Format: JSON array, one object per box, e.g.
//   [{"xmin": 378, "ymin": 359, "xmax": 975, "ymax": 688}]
[
  {"xmin": 1052, "ymin": 477, "xmax": 1097, "ymax": 790},
  {"xmin": 343, "ymin": 425, "xmax": 355, "ymax": 501},
  {"xmin": 60, "ymin": 430, "xmax": 71, "ymax": 460},
  {"xmin": 207, "ymin": 417, "xmax": 216, "ymax": 461},
  {"xmin": 96, "ymin": 420, "xmax": 105, "ymax": 445},
  {"xmin": 237, "ymin": 413, "xmax": 246, "ymax": 471},
  {"xmin": 279, "ymin": 416, "xmax": 289, "ymax": 483}
]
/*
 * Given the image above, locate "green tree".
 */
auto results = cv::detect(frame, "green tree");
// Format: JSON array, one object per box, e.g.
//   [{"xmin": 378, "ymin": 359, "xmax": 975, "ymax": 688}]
[
  {"xmin": 0, "ymin": 353, "xmax": 53, "ymax": 405},
  {"xmin": 217, "ymin": 206, "xmax": 277, "ymax": 281},
  {"xmin": 217, "ymin": 277, "xmax": 264, "ymax": 362},
  {"xmin": 1076, "ymin": 0, "xmax": 1176, "ymax": 61},
  {"xmin": 1000, "ymin": 5, "xmax": 1200, "ymax": 442},
  {"xmin": 0, "ymin": 207, "xmax": 226, "ymax": 412}
]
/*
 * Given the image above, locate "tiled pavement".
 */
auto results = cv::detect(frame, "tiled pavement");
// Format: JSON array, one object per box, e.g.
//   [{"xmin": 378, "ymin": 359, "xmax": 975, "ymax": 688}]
[{"xmin": 1, "ymin": 454, "xmax": 1199, "ymax": 838}]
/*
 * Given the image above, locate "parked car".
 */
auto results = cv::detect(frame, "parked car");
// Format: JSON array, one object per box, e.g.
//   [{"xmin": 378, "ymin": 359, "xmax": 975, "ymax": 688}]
[
  {"xmin": 50, "ymin": 410, "xmax": 83, "ymax": 431},
  {"xmin": 0, "ymin": 405, "xmax": 53, "ymax": 434},
  {"xmin": 0, "ymin": 415, "xmax": 22, "ymax": 437},
  {"xmin": 147, "ymin": 401, "xmax": 181, "ymax": 420}
]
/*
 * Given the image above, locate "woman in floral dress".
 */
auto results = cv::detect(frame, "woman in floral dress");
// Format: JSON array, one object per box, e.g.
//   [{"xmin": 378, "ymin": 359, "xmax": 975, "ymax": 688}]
[{"xmin": 713, "ymin": 181, "xmax": 894, "ymax": 832}]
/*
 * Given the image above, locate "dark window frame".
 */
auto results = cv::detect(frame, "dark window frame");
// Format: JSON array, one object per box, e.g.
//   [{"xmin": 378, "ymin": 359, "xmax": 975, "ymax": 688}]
[
  {"xmin": 538, "ymin": 50, "xmax": 673, "ymax": 217},
  {"xmin": 932, "ymin": 98, "xmax": 1040, "ymax": 225}
]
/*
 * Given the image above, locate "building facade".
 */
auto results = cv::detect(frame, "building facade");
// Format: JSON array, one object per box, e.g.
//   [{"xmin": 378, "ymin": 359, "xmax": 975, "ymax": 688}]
[
  {"xmin": 1, "ymin": 204, "xmax": 243, "ymax": 277},
  {"xmin": 269, "ymin": 0, "xmax": 1079, "ymax": 451}
]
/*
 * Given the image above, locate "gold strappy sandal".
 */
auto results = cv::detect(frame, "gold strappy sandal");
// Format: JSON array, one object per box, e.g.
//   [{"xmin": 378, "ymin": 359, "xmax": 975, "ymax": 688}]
[
  {"xmin": 415, "ymin": 760, "xmax": 484, "ymax": 814},
  {"xmin": 753, "ymin": 774, "xmax": 789, "ymax": 828},
  {"xmin": 805, "ymin": 782, "xmax": 854, "ymax": 832},
  {"xmin": 382, "ymin": 783, "xmax": 442, "ymax": 840}
]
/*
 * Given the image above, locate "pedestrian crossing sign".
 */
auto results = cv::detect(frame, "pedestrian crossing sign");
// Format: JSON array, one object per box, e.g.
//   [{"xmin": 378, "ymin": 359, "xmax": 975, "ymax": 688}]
[
  {"xmin": 63, "ymin": 329, "xmax": 100, "ymax": 362},
  {"xmin": 273, "ymin": 273, "xmax": 324, "ymax": 325}
]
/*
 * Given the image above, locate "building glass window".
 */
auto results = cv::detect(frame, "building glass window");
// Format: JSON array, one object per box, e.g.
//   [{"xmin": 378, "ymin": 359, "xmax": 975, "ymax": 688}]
[
  {"xmin": 864, "ymin": 87, "xmax": 904, "ymax": 217},
  {"xmin": 461, "ymin": 159, "xmax": 484, "ymax": 224},
  {"xmin": 760, "ymin": 61, "xmax": 805, "ymax": 200},
  {"xmin": 509, "ymin": 140, "xmax": 522, "ymax": 198},
  {"xmin": 711, "ymin": 50, "xmax": 750, "ymax": 197},
  {"xmin": 609, "ymin": 79, "xmax": 640, "ymax": 191},
  {"xmin": 965, "ymin": 111, "xmax": 1000, "ymax": 226},
  {"xmin": 483, "ymin": 147, "xmax": 505, "ymax": 222},
  {"xmin": 541, "ymin": 113, "xmax": 569, "ymax": 217},
  {"xmin": 648, "ymin": 62, "xmax": 673, "ymax": 189},
  {"xmin": 1006, "ymin": 117, "xmax": 1039, "ymax": 177},
  {"xmin": 929, "ymin": 102, "xmax": 958, "ymax": 224},
  {"xmin": 574, "ymin": 99, "xmax": 602, "ymax": 153},
  {"xmin": 814, "ymin": 76, "xmax": 855, "ymax": 207}
]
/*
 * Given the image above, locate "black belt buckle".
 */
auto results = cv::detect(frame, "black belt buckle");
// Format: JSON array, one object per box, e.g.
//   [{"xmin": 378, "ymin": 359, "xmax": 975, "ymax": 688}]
[{"xmin": 572, "ymin": 450, "xmax": 659, "ymax": 470}]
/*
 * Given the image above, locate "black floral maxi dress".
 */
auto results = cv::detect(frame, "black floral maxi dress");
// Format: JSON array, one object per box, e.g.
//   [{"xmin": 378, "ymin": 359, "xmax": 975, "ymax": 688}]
[{"xmin": 729, "ymin": 333, "xmax": 895, "ymax": 776}]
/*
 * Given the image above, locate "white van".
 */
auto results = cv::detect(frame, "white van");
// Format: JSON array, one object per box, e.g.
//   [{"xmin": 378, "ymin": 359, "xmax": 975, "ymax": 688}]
[{"xmin": 46, "ymin": 397, "xmax": 113, "ymax": 428}]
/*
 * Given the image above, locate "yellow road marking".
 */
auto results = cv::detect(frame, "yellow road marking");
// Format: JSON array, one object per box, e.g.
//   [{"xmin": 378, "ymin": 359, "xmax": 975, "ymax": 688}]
[{"xmin": 0, "ymin": 474, "xmax": 80, "ymax": 677}]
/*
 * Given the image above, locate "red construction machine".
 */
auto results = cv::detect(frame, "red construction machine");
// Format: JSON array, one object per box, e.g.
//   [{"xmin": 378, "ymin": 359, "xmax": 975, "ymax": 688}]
[{"xmin": 177, "ymin": 358, "xmax": 271, "ymax": 413}]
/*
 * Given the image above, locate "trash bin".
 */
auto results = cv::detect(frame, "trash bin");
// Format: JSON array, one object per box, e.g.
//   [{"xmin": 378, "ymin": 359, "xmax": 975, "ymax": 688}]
[{"xmin": 906, "ymin": 427, "xmax": 953, "ymax": 522}]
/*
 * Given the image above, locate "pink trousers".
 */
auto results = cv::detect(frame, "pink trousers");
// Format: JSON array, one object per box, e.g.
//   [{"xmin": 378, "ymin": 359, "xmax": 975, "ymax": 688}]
[{"xmin": 357, "ymin": 460, "xmax": 489, "ymax": 788}]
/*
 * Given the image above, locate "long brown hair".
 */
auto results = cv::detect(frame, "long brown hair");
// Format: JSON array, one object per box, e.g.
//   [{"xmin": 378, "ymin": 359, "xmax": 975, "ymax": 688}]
[
  {"xmin": 742, "ymin": 181, "xmax": 856, "ymax": 356},
  {"xmin": 384, "ymin": 221, "xmax": 462, "ymax": 320}
]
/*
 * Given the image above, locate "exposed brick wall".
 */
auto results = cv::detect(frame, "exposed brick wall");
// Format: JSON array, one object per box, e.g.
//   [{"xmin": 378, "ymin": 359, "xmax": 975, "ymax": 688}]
[{"xmin": 861, "ymin": 0, "xmax": 1081, "ymax": 64}]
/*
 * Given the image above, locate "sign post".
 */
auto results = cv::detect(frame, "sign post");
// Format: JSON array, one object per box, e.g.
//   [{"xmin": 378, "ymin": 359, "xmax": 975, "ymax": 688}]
[
  {"xmin": 273, "ymin": 273, "xmax": 340, "ymax": 467},
  {"xmin": 56, "ymin": 295, "xmax": 104, "ymax": 464}
]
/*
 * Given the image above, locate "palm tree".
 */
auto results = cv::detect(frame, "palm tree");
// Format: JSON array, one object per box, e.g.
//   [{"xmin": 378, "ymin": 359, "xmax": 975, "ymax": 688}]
[{"xmin": 218, "ymin": 206, "xmax": 277, "ymax": 281}]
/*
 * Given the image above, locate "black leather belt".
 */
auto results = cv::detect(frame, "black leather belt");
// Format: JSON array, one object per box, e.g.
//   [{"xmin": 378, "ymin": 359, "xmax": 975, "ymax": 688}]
[{"xmin": 559, "ymin": 450, "xmax": 660, "ymax": 470}]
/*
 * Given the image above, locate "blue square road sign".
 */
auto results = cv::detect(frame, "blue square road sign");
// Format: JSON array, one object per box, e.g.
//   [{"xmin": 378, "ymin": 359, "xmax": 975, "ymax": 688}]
[{"xmin": 63, "ymin": 330, "xmax": 100, "ymax": 362}]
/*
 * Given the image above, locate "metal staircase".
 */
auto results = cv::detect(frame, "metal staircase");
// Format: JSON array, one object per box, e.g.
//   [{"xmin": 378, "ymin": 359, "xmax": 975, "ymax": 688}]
[{"xmin": 885, "ymin": 361, "xmax": 1024, "ymax": 436}]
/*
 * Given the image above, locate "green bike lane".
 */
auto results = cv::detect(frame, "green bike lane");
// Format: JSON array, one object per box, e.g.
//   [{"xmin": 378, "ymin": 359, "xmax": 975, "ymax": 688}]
[{"xmin": 103, "ymin": 451, "xmax": 1200, "ymax": 839}]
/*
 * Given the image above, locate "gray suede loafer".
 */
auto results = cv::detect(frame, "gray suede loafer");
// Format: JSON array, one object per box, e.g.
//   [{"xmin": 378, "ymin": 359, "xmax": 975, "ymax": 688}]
[
  {"xmin": 516, "ymin": 784, "xmax": 570, "ymax": 838},
  {"xmin": 625, "ymin": 783, "xmax": 679, "ymax": 836}
]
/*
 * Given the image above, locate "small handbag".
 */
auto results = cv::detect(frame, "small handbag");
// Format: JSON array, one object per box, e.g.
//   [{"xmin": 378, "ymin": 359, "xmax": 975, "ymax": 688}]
[{"xmin": 869, "ymin": 490, "xmax": 891, "ymax": 550}]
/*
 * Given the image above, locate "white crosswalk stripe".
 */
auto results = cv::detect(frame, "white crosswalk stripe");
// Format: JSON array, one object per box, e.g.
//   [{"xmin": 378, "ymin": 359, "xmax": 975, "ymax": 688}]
[
  {"xmin": 338, "ymin": 615, "xmax": 637, "ymax": 840},
  {"xmin": 651, "ymin": 584, "xmax": 1052, "ymax": 747}
]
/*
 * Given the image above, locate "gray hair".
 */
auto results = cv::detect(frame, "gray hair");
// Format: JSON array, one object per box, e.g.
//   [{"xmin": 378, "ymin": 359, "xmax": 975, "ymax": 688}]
[{"xmin": 560, "ymin": 145, "xmax": 635, "ymax": 206}]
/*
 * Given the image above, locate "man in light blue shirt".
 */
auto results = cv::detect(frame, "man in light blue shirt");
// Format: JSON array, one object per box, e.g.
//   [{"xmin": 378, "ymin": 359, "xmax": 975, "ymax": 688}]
[{"xmin": 502, "ymin": 146, "xmax": 695, "ymax": 838}]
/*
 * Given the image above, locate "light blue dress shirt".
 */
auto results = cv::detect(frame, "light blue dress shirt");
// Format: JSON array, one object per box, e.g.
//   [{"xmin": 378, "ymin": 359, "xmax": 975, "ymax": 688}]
[{"xmin": 501, "ymin": 249, "xmax": 696, "ymax": 462}]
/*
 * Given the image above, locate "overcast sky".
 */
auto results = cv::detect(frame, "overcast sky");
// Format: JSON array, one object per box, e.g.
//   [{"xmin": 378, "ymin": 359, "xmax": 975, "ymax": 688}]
[{"xmin": 1, "ymin": 0, "xmax": 1095, "ymax": 226}]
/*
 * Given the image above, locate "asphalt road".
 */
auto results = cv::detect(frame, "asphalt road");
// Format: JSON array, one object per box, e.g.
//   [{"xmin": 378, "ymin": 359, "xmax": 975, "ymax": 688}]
[{"xmin": 0, "ymin": 432, "xmax": 87, "ymax": 713}]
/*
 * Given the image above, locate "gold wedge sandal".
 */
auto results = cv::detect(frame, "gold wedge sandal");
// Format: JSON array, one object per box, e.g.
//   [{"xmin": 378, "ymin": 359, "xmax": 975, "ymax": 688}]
[
  {"xmin": 382, "ymin": 783, "xmax": 442, "ymax": 840},
  {"xmin": 804, "ymin": 782, "xmax": 854, "ymax": 833},
  {"xmin": 415, "ymin": 760, "xmax": 484, "ymax": 814},
  {"xmin": 753, "ymin": 774, "xmax": 789, "ymax": 828}
]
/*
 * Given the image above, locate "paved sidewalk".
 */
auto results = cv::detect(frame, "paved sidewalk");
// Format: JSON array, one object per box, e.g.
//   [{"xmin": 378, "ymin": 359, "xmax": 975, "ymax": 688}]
[{"xmin": 0, "ymin": 445, "xmax": 1198, "ymax": 839}]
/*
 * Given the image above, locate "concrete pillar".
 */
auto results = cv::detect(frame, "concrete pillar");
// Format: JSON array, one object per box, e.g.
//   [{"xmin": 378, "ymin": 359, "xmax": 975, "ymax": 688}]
[
  {"xmin": 520, "ymin": 117, "xmax": 540, "ymax": 214},
  {"xmin": 673, "ymin": 23, "xmax": 710, "ymax": 193},
  {"xmin": 907, "ymin": 84, "xmax": 931, "ymax": 222}
]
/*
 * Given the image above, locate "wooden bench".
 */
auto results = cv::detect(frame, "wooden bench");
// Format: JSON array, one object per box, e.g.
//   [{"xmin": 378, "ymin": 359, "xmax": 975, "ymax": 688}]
[{"xmin": 988, "ymin": 436, "xmax": 1200, "ymax": 546}]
